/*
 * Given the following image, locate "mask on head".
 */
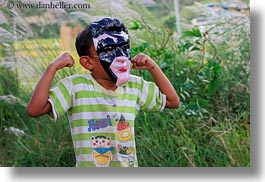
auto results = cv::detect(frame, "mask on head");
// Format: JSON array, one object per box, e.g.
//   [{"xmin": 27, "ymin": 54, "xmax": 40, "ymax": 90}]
[{"xmin": 90, "ymin": 18, "xmax": 131, "ymax": 87}]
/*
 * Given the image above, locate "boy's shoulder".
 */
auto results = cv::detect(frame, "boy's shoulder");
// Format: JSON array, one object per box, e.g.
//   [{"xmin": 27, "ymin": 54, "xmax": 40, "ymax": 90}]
[
  {"xmin": 128, "ymin": 74, "xmax": 143, "ymax": 84},
  {"xmin": 68, "ymin": 74, "xmax": 89, "ymax": 80},
  {"xmin": 128, "ymin": 74, "xmax": 154, "ymax": 85},
  {"xmin": 59, "ymin": 74, "xmax": 91, "ymax": 86}
]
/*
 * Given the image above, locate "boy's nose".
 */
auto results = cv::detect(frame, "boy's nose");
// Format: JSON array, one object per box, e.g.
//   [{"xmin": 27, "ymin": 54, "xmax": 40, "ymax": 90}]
[{"xmin": 115, "ymin": 56, "xmax": 127, "ymax": 63}]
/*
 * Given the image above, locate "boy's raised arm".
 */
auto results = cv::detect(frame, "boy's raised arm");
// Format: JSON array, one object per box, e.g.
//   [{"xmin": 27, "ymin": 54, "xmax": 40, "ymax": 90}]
[
  {"xmin": 27, "ymin": 52, "xmax": 75, "ymax": 117},
  {"xmin": 131, "ymin": 53, "xmax": 180, "ymax": 108}
]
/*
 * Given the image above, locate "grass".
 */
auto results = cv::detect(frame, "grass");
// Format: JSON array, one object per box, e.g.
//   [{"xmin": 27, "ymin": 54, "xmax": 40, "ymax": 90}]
[
  {"xmin": 0, "ymin": 97, "xmax": 75, "ymax": 167},
  {"xmin": 135, "ymin": 108, "xmax": 249, "ymax": 167}
]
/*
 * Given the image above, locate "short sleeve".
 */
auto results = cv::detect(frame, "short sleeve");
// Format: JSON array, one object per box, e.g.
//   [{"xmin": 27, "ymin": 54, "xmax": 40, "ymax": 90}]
[
  {"xmin": 139, "ymin": 78, "xmax": 166, "ymax": 112},
  {"xmin": 48, "ymin": 77, "xmax": 73, "ymax": 121}
]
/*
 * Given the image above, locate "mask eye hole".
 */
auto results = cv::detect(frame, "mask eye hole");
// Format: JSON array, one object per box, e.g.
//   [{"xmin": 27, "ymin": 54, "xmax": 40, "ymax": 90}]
[
  {"xmin": 103, "ymin": 46, "xmax": 115, "ymax": 55},
  {"xmin": 120, "ymin": 44, "xmax": 129, "ymax": 51}
]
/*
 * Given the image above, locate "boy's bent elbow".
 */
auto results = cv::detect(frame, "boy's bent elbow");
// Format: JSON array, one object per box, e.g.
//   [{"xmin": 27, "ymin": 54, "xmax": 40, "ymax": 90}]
[
  {"xmin": 166, "ymin": 98, "xmax": 180, "ymax": 109},
  {"xmin": 172, "ymin": 99, "xmax": 180, "ymax": 108},
  {"xmin": 26, "ymin": 104, "xmax": 45, "ymax": 117},
  {"xmin": 27, "ymin": 101, "xmax": 52, "ymax": 117},
  {"xmin": 26, "ymin": 105, "xmax": 39, "ymax": 117}
]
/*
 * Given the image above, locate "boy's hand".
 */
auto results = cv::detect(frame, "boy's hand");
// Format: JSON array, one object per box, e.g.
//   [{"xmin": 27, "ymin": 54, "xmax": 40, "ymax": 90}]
[
  {"xmin": 131, "ymin": 53, "xmax": 156, "ymax": 71},
  {"xmin": 50, "ymin": 52, "xmax": 75, "ymax": 71}
]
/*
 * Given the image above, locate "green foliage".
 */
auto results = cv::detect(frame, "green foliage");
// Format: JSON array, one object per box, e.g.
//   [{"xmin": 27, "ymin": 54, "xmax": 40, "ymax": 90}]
[
  {"xmin": 163, "ymin": 16, "xmax": 176, "ymax": 33},
  {"xmin": 0, "ymin": 98, "xmax": 75, "ymax": 167},
  {"xmin": 0, "ymin": 38, "xmax": 78, "ymax": 167},
  {"xmin": 0, "ymin": 67, "xmax": 18, "ymax": 96},
  {"xmin": 131, "ymin": 18, "xmax": 249, "ymax": 167},
  {"xmin": 29, "ymin": 23, "xmax": 60, "ymax": 39}
]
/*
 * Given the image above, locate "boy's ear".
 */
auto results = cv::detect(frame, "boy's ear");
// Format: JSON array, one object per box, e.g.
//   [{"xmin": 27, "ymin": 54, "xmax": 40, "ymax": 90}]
[{"xmin": 79, "ymin": 56, "xmax": 94, "ymax": 70}]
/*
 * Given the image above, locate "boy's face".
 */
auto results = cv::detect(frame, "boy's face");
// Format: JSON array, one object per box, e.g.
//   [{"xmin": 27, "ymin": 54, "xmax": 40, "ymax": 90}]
[{"xmin": 92, "ymin": 31, "xmax": 131, "ymax": 86}]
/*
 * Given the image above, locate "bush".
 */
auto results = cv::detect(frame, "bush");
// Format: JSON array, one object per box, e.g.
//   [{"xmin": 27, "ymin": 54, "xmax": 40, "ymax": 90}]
[{"xmin": 131, "ymin": 18, "xmax": 250, "ymax": 167}]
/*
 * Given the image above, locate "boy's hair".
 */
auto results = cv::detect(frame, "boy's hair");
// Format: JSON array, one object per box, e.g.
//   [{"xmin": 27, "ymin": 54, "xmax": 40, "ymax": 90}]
[{"xmin": 75, "ymin": 17, "xmax": 129, "ymax": 57}]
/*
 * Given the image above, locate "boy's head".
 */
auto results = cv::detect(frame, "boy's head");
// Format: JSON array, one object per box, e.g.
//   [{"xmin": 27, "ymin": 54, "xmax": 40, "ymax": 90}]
[{"xmin": 75, "ymin": 17, "xmax": 131, "ymax": 86}]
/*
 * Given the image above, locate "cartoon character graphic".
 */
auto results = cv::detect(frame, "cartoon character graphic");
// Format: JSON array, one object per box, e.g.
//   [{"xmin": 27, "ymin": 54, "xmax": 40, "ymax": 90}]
[
  {"xmin": 116, "ymin": 114, "xmax": 131, "ymax": 141},
  {"xmin": 91, "ymin": 136, "xmax": 114, "ymax": 167},
  {"xmin": 117, "ymin": 144, "xmax": 134, "ymax": 167}
]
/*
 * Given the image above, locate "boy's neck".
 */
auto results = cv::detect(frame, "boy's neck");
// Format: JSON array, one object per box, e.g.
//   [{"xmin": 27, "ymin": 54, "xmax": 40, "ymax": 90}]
[{"xmin": 91, "ymin": 73, "xmax": 117, "ymax": 91}]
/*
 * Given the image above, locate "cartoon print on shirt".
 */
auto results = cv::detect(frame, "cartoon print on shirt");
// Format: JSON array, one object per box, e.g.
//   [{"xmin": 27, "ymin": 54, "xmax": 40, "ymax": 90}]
[
  {"xmin": 87, "ymin": 115, "xmax": 112, "ymax": 132},
  {"xmin": 91, "ymin": 136, "xmax": 114, "ymax": 167},
  {"xmin": 116, "ymin": 114, "xmax": 131, "ymax": 142},
  {"xmin": 111, "ymin": 113, "xmax": 120, "ymax": 122},
  {"xmin": 117, "ymin": 144, "xmax": 134, "ymax": 166}
]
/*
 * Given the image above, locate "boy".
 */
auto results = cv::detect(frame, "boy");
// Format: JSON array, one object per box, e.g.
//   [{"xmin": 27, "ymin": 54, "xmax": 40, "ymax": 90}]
[{"xmin": 27, "ymin": 17, "xmax": 179, "ymax": 167}]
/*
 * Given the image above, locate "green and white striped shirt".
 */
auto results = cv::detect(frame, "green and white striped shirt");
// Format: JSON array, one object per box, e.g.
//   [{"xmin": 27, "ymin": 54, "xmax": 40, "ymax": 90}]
[{"xmin": 48, "ymin": 73, "xmax": 166, "ymax": 167}]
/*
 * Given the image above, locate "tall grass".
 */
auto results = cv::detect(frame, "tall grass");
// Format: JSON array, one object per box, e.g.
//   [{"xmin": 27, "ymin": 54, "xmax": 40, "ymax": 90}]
[
  {"xmin": 0, "ymin": 6, "xmax": 249, "ymax": 167},
  {"xmin": 132, "ymin": 16, "xmax": 250, "ymax": 167},
  {"xmin": 0, "ymin": 38, "xmax": 77, "ymax": 167}
]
